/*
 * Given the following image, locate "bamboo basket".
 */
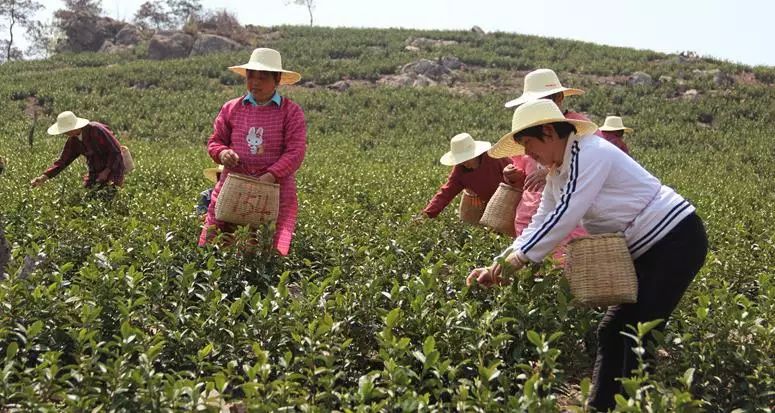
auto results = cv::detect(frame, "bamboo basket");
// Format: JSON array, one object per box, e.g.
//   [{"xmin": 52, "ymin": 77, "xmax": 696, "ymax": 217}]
[
  {"xmin": 120, "ymin": 146, "xmax": 135, "ymax": 174},
  {"xmin": 215, "ymin": 173, "xmax": 280, "ymax": 226},
  {"xmin": 458, "ymin": 190, "xmax": 485, "ymax": 225},
  {"xmin": 479, "ymin": 183, "xmax": 521, "ymax": 237},
  {"xmin": 565, "ymin": 233, "xmax": 638, "ymax": 307}
]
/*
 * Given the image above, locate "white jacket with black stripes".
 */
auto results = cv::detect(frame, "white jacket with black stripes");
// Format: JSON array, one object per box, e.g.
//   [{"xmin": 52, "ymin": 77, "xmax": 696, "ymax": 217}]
[{"xmin": 504, "ymin": 133, "xmax": 696, "ymax": 264}]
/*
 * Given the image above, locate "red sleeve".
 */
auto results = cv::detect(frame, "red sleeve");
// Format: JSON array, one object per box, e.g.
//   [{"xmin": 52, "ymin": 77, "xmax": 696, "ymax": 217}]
[
  {"xmin": 267, "ymin": 102, "xmax": 307, "ymax": 179},
  {"xmin": 207, "ymin": 101, "xmax": 235, "ymax": 163},
  {"xmin": 44, "ymin": 137, "xmax": 81, "ymax": 178},
  {"xmin": 423, "ymin": 169, "xmax": 464, "ymax": 218}
]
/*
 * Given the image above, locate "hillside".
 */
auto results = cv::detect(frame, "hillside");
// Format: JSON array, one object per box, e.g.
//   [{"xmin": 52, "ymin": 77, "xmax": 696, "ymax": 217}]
[{"xmin": 0, "ymin": 26, "xmax": 773, "ymax": 411}]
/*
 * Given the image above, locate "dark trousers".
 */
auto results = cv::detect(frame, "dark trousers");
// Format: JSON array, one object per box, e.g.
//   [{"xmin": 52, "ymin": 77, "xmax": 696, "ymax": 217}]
[{"xmin": 589, "ymin": 213, "xmax": 708, "ymax": 410}]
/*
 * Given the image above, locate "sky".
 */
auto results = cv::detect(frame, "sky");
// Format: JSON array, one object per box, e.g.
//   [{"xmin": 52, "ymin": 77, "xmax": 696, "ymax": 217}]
[{"xmin": 12, "ymin": 0, "xmax": 775, "ymax": 67}]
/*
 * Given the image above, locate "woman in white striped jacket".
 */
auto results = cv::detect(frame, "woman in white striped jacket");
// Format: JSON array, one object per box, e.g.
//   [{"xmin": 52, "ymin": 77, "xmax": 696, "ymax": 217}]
[{"xmin": 467, "ymin": 100, "xmax": 708, "ymax": 410}]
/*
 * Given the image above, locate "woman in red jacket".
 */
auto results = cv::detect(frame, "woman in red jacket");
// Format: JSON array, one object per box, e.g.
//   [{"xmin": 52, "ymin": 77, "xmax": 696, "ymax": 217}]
[
  {"xmin": 30, "ymin": 111, "xmax": 125, "ymax": 189},
  {"xmin": 417, "ymin": 133, "xmax": 510, "ymax": 220}
]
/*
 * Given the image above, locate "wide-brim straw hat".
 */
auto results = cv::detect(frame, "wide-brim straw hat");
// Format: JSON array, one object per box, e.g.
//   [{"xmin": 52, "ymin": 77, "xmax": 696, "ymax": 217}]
[
  {"xmin": 504, "ymin": 68, "xmax": 585, "ymax": 108},
  {"xmin": 47, "ymin": 111, "xmax": 89, "ymax": 135},
  {"xmin": 440, "ymin": 133, "xmax": 492, "ymax": 166},
  {"xmin": 489, "ymin": 100, "xmax": 598, "ymax": 158},
  {"xmin": 599, "ymin": 116, "xmax": 634, "ymax": 133},
  {"xmin": 228, "ymin": 48, "xmax": 301, "ymax": 85},
  {"xmin": 203, "ymin": 165, "xmax": 225, "ymax": 183}
]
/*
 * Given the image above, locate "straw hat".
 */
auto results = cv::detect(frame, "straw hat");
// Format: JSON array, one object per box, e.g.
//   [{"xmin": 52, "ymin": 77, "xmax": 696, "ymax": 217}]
[
  {"xmin": 489, "ymin": 100, "xmax": 598, "ymax": 158},
  {"xmin": 504, "ymin": 69, "xmax": 585, "ymax": 108},
  {"xmin": 47, "ymin": 111, "xmax": 90, "ymax": 135},
  {"xmin": 599, "ymin": 116, "xmax": 634, "ymax": 133},
  {"xmin": 203, "ymin": 165, "xmax": 224, "ymax": 183},
  {"xmin": 440, "ymin": 133, "xmax": 492, "ymax": 166},
  {"xmin": 228, "ymin": 48, "xmax": 301, "ymax": 85}
]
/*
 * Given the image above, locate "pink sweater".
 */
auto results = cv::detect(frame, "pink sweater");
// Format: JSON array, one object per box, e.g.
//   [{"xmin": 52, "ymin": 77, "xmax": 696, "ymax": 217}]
[
  {"xmin": 510, "ymin": 115, "xmax": 590, "ymax": 259},
  {"xmin": 600, "ymin": 131, "xmax": 631, "ymax": 155},
  {"xmin": 199, "ymin": 96, "xmax": 307, "ymax": 256}
]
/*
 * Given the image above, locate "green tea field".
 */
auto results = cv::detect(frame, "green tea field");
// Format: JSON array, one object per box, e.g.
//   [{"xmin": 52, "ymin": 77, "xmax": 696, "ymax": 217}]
[{"xmin": 0, "ymin": 26, "xmax": 773, "ymax": 411}]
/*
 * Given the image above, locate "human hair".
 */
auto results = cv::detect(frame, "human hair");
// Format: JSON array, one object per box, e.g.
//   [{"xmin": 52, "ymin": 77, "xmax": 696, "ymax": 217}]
[
  {"xmin": 513, "ymin": 122, "xmax": 577, "ymax": 142},
  {"xmin": 544, "ymin": 91, "xmax": 564, "ymax": 103}
]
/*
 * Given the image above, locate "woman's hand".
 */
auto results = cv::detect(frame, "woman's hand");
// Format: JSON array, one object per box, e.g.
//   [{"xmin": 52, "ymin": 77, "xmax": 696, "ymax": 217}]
[
  {"xmin": 411, "ymin": 212, "xmax": 429, "ymax": 223},
  {"xmin": 503, "ymin": 164, "xmax": 527, "ymax": 188},
  {"xmin": 30, "ymin": 175, "xmax": 48, "ymax": 187},
  {"xmin": 96, "ymin": 169, "xmax": 111, "ymax": 182},
  {"xmin": 219, "ymin": 149, "xmax": 240, "ymax": 167},
  {"xmin": 466, "ymin": 266, "xmax": 509, "ymax": 288},
  {"xmin": 466, "ymin": 252, "xmax": 527, "ymax": 288},
  {"xmin": 504, "ymin": 251, "xmax": 526, "ymax": 271},
  {"xmin": 524, "ymin": 168, "xmax": 548, "ymax": 191},
  {"xmin": 258, "ymin": 173, "xmax": 276, "ymax": 184}
]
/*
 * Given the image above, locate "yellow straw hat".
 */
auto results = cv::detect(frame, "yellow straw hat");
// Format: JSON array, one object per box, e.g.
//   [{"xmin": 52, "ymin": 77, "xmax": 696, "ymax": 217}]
[
  {"xmin": 439, "ymin": 133, "xmax": 492, "ymax": 166},
  {"xmin": 203, "ymin": 165, "xmax": 224, "ymax": 183},
  {"xmin": 599, "ymin": 116, "xmax": 634, "ymax": 133},
  {"xmin": 489, "ymin": 100, "xmax": 598, "ymax": 158},
  {"xmin": 228, "ymin": 48, "xmax": 301, "ymax": 85},
  {"xmin": 47, "ymin": 111, "xmax": 90, "ymax": 135},
  {"xmin": 504, "ymin": 69, "xmax": 585, "ymax": 108}
]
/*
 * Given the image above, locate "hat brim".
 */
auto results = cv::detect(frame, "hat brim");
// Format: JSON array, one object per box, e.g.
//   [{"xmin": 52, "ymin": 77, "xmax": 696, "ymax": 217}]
[
  {"xmin": 488, "ymin": 117, "xmax": 598, "ymax": 158},
  {"xmin": 440, "ymin": 141, "xmax": 492, "ymax": 166},
  {"xmin": 599, "ymin": 126, "xmax": 634, "ymax": 133},
  {"xmin": 203, "ymin": 166, "xmax": 224, "ymax": 183},
  {"xmin": 228, "ymin": 63, "xmax": 302, "ymax": 85},
  {"xmin": 504, "ymin": 87, "xmax": 585, "ymax": 108},
  {"xmin": 47, "ymin": 117, "xmax": 89, "ymax": 135}
]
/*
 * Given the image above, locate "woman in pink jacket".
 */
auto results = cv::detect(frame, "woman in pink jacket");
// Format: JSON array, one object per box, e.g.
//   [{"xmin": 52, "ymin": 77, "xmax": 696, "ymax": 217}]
[
  {"xmin": 598, "ymin": 116, "xmax": 633, "ymax": 156},
  {"xmin": 502, "ymin": 69, "xmax": 591, "ymax": 257},
  {"xmin": 199, "ymin": 48, "xmax": 307, "ymax": 256}
]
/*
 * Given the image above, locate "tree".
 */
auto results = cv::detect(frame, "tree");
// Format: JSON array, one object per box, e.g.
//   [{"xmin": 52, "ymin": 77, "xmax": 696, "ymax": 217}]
[
  {"xmin": 134, "ymin": 0, "xmax": 202, "ymax": 30},
  {"xmin": 0, "ymin": 0, "xmax": 44, "ymax": 62},
  {"xmin": 60, "ymin": 0, "xmax": 102, "ymax": 16},
  {"xmin": 25, "ymin": 20, "xmax": 61, "ymax": 59},
  {"xmin": 285, "ymin": 0, "xmax": 315, "ymax": 26},
  {"xmin": 134, "ymin": 1, "xmax": 171, "ymax": 30},
  {"xmin": 168, "ymin": 0, "xmax": 202, "ymax": 27}
]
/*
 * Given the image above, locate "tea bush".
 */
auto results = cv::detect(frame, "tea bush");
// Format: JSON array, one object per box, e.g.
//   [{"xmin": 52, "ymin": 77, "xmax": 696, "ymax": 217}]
[{"xmin": 0, "ymin": 25, "xmax": 772, "ymax": 411}]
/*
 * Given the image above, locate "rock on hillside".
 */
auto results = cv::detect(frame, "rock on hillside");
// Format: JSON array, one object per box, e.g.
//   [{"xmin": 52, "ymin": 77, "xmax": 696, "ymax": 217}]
[
  {"xmin": 148, "ymin": 31, "xmax": 195, "ymax": 60},
  {"xmin": 115, "ymin": 25, "xmax": 142, "ymax": 46},
  {"xmin": 405, "ymin": 37, "xmax": 459, "ymax": 49},
  {"xmin": 190, "ymin": 34, "xmax": 243, "ymax": 56},
  {"xmin": 56, "ymin": 13, "xmax": 127, "ymax": 52}
]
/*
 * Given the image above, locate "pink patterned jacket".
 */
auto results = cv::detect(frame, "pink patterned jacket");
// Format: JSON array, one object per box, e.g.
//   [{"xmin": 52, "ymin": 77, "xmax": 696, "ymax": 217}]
[{"xmin": 199, "ymin": 95, "xmax": 307, "ymax": 256}]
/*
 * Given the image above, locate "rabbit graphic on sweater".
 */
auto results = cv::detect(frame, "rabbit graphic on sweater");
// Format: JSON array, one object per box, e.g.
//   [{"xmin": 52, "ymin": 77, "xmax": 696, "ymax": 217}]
[{"xmin": 246, "ymin": 127, "xmax": 264, "ymax": 155}]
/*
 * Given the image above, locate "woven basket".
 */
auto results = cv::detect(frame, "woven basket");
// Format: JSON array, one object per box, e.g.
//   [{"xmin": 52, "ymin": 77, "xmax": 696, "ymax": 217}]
[
  {"xmin": 215, "ymin": 173, "xmax": 280, "ymax": 226},
  {"xmin": 479, "ymin": 183, "xmax": 521, "ymax": 237},
  {"xmin": 565, "ymin": 233, "xmax": 638, "ymax": 307},
  {"xmin": 120, "ymin": 146, "xmax": 135, "ymax": 174},
  {"xmin": 458, "ymin": 190, "xmax": 485, "ymax": 225}
]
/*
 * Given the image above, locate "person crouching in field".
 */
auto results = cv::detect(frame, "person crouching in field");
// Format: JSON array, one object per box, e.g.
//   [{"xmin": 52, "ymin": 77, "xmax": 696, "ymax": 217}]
[
  {"xmin": 199, "ymin": 48, "xmax": 307, "ymax": 256},
  {"xmin": 599, "ymin": 115, "xmax": 634, "ymax": 156},
  {"xmin": 30, "ymin": 111, "xmax": 125, "ymax": 189},
  {"xmin": 415, "ymin": 133, "xmax": 510, "ymax": 221},
  {"xmin": 468, "ymin": 100, "xmax": 708, "ymax": 410},
  {"xmin": 502, "ymin": 69, "xmax": 601, "ymax": 197},
  {"xmin": 502, "ymin": 69, "xmax": 589, "ymax": 255},
  {"xmin": 197, "ymin": 165, "xmax": 223, "ymax": 216}
]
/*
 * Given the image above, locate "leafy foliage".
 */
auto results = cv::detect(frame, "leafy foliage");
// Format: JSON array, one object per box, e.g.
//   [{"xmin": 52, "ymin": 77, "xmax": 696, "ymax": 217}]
[{"xmin": 0, "ymin": 25, "xmax": 773, "ymax": 411}]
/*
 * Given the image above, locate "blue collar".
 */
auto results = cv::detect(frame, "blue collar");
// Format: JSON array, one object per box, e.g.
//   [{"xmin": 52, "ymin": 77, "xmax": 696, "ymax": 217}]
[{"xmin": 243, "ymin": 91, "xmax": 282, "ymax": 107}]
